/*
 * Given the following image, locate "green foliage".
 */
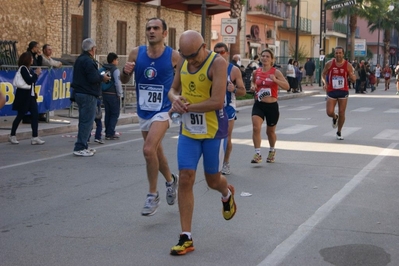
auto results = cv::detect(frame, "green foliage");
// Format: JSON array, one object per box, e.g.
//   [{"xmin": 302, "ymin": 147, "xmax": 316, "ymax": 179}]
[
  {"xmin": 236, "ymin": 93, "xmax": 254, "ymax": 100},
  {"xmin": 288, "ymin": 43, "xmax": 309, "ymax": 64}
]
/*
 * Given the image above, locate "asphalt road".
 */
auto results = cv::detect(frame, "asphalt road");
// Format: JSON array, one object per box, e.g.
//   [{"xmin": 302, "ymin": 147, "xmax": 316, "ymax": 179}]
[{"xmin": 1, "ymin": 87, "xmax": 399, "ymax": 266}]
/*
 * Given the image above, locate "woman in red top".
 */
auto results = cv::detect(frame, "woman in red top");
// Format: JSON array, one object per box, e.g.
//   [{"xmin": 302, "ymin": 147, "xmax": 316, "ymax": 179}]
[
  {"xmin": 382, "ymin": 64, "xmax": 392, "ymax": 91},
  {"xmin": 249, "ymin": 49, "xmax": 289, "ymax": 164}
]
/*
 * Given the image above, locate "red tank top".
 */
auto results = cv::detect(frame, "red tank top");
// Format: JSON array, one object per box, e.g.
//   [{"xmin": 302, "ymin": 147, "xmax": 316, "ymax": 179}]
[
  {"xmin": 327, "ymin": 59, "xmax": 349, "ymax": 92},
  {"xmin": 254, "ymin": 67, "xmax": 279, "ymax": 100}
]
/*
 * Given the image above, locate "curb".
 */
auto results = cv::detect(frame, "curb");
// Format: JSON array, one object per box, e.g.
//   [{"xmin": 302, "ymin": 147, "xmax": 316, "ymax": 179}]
[{"xmin": 0, "ymin": 90, "xmax": 320, "ymax": 143}]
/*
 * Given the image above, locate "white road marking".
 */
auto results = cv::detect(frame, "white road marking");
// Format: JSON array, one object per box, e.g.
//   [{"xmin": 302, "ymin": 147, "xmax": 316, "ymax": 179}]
[
  {"xmin": 384, "ymin": 109, "xmax": 399, "ymax": 113},
  {"xmin": 374, "ymin": 129, "xmax": 399, "ymax": 140},
  {"xmin": 276, "ymin": 124, "xmax": 317, "ymax": 134},
  {"xmin": 351, "ymin": 107, "xmax": 374, "ymax": 112},
  {"xmin": 323, "ymin": 127, "xmax": 361, "ymax": 137},
  {"xmin": 0, "ymin": 138, "xmax": 143, "ymax": 170},
  {"xmin": 287, "ymin": 106, "xmax": 314, "ymax": 111},
  {"xmin": 257, "ymin": 142, "xmax": 398, "ymax": 266}
]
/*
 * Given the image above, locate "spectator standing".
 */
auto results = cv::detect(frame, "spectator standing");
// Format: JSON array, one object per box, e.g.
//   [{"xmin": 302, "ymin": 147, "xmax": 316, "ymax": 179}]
[
  {"xmin": 294, "ymin": 60, "xmax": 302, "ymax": 92},
  {"xmin": 71, "ymin": 38, "xmax": 110, "ymax": 156},
  {"xmin": 0, "ymin": 90, "xmax": 5, "ymax": 109},
  {"xmin": 213, "ymin": 42, "xmax": 246, "ymax": 175},
  {"xmin": 9, "ymin": 52, "xmax": 45, "ymax": 145},
  {"xmin": 359, "ymin": 63, "xmax": 367, "ymax": 94},
  {"xmin": 41, "ymin": 44, "xmax": 62, "ymax": 68},
  {"xmin": 88, "ymin": 98, "xmax": 104, "ymax": 144},
  {"xmin": 23, "ymin": 41, "xmax": 43, "ymax": 123},
  {"xmin": 354, "ymin": 63, "xmax": 361, "ymax": 93},
  {"xmin": 321, "ymin": 46, "xmax": 356, "ymax": 140},
  {"xmin": 375, "ymin": 63, "xmax": 381, "ymax": 87},
  {"xmin": 168, "ymin": 30, "xmax": 236, "ymax": 256},
  {"xmin": 27, "ymin": 41, "xmax": 42, "ymax": 67},
  {"xmin": 101, "ymin": 52, "xmax": 123, "ymax": 140},
  {"xmin": 249, "ymin": 48, "xmax": 290, "ymax": 163},
  {"xmin": 286, "ymin": 59, "xmax": 297, "ymax": 93},
  {"xmin": 120, "ymin": 18, "xmax": 180, "ymax": 216},
  {"xmin": 231, "ymin": 54, "xmax": 246, "ymax": 79},
  {"xmin": 304, "ymin": 58, "xmax": 316, "ymax": 86},
  {"xmin": 395, "ymin": 63, "xmax": 399, "ymax": 95}
]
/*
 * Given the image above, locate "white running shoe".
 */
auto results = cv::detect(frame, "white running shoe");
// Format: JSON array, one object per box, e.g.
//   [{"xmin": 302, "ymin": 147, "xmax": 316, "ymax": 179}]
[
  {"xmin": 31, "ymin": 137, "xmax": 45, "ymax": 145},
  {"xmin": 141, "ymin": 193, "xmax": 160, "ymax": 216},
  {"xmin": 332, "ymin": 114, "xmax": 339, "ymax": 129},
  {"xmin": 9, "ymin": 135, "xmax": 19, "ymax": 144},
  {"xmin": 166, "ymin": 174, "xmax": 178, "ymax": 205},
  {"xmin": 73, "ymin": 149, "xmax": 94, "ymax": 157},
  {"xmin": 221, "ymin": 162, "xmax": 231, "ymax": 175}
]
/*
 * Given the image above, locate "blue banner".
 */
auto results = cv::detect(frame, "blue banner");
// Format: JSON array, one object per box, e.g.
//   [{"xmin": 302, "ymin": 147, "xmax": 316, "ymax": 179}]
[{"xmin": 0, "ymin": 67, "xmax": 73, "ymax": 116}]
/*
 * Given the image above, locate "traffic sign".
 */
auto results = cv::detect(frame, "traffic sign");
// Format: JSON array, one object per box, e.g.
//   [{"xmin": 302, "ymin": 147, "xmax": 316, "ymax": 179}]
[
  {"xmin": 221, "ymin": 18, "xmax": 238, "ymax": 36},
  {"xmin": 326, "ymin": 0, "xmax": 356, "ymax": 10},
  {"xmin": 222, "ymin": 36, "xmax": 236, "ymax": 44}
]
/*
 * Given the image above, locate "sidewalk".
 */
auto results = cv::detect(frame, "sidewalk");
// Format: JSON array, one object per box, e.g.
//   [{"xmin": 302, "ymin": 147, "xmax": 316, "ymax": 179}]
[{"xmin": 0, "ymin": 86, "xmax": 322, "ymax": 143}]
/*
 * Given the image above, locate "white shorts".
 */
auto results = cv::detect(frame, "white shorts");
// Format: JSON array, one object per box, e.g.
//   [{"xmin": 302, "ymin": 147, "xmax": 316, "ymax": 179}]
[{"xmin": 138, "ymin": 112, "xmax": 171, "ymax": 131}]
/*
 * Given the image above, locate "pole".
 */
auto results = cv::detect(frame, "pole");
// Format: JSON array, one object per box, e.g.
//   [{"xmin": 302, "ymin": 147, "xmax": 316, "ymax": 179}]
[
  {"xmin": 83, "ymin": 0, "xmax": 91, "ymax": 39},
  {"xmin": 345, "ymin": 6, "xmax": 349, "ymax": 59},
  {"xmin": 295, "ymin": 0, "xmax": 300, "ymax": 61},
  {"xmin": 377, "ymin": 18, "xmax": 380, "ymax": 65},
  {"xmin": 201, "ymin": 0, "xmax": 206, "ymax": 38}
]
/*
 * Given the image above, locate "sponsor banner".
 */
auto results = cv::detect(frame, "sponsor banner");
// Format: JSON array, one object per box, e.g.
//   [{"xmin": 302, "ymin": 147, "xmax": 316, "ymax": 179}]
[{"xmin": 0, "ymin": 67, "xmax": 73, "ymax": 116}]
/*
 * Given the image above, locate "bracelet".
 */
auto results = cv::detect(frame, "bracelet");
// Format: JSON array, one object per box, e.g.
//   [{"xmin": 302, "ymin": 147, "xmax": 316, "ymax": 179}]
[{"xmin": 233, "ymin": 88, "xmax": 237, "ymax": 94}]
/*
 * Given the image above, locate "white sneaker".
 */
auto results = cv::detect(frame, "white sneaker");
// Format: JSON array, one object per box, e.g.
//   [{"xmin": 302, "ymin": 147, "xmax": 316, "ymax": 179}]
[
  {"xmin": 221, "ymin": 162, "xmax": 231, "ymax": 175},
  {"xmin": 88, "ymin": 148, "xmax": 96, "ymax": 154},
  {"xmin": 332, "ymin": 114, "xmax": 339, "ymax": 129},
  {"xmin": 73, "ymin": 149, "xmax": 94, "ymax": 157},
  {"xmin": 8, "ymin": 135, "xmax": 19, "ymax": 144},
  {"xmin": 31, "ymin": 137, "xmax": 45, "ymax": 145}
]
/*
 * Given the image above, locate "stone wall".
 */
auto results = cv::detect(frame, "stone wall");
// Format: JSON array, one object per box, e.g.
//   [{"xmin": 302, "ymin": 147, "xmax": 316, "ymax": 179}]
[{"xmin": 1, "ymin": 0, "xmax": 208, "ymax": 58}]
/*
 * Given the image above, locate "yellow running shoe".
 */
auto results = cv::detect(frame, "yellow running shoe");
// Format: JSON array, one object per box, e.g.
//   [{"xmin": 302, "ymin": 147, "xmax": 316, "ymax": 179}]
[
  {"xmin": 170, "ymin": 234, "xmax": 195, "ymax": 256},
  {"xmin": 251, "ymin": 153, "xmax": 262, "ymax": 163},
  {"xmin": 266, "ymin": 150, "xmax": 276, "ymax": 163},
  {"xmin": 222, "ymin": 184, "xmax": 236, "ymax": 220}
]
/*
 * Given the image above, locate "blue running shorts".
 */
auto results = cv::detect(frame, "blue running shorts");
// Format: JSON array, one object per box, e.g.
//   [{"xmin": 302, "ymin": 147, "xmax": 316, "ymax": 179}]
[{"xmin": 177, "ymin": 135, "xmax": 227, "ymax": 174}]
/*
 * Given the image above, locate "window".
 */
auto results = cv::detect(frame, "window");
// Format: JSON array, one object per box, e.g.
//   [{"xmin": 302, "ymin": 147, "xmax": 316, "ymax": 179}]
[
  {"xmin": 117, "ymin": 21, "xmax": 127, "ymax": 55},
  {"xmin": 71, "ymin": 15, "xmax": 83, "ymax": 54},
  {"xmin": 168, "ymin": 28, "xmax": 176, "ymax": 50}
]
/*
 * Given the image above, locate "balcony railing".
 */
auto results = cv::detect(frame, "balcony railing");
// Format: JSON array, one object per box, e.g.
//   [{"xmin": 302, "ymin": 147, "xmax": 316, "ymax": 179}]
[
  {"xmin": 277, "ymin": 16, "xmax": 312, "ymax": 33},
  {"xmin": 247, "ymin": 0, "xmax": 290, "ymax": 21}
]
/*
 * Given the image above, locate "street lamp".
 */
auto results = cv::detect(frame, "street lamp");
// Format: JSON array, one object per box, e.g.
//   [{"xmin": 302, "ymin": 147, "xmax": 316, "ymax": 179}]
[{"xmin": 377, "ymin": 2, "xmax": 394, "ymax": 65}]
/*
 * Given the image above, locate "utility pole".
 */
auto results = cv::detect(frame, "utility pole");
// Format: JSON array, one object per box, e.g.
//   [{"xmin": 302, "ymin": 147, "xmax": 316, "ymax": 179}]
[
  {"xmin": 295, "ymin": 0, "xmax": 301, "ymax": 61},
  {"xmin": 83, "ymin": 0, "xmax": 91, "ymax": 39},
  {"xmin": 201, "ymin": 0, "xmax": 206, "ymax": 38}
]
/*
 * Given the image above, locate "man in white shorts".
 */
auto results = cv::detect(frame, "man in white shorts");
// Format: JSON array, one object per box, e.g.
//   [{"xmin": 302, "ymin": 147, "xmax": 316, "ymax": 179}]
[{"xmin": 121, "ymin": 18, "xmax": 181, "ymax": 216}]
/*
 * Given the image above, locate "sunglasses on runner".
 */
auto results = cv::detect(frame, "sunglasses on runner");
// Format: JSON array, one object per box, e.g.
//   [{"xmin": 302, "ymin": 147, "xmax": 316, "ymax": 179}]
[{"xmin": 179, "ymin": 43, "xmax": 204, "ymax": 59}]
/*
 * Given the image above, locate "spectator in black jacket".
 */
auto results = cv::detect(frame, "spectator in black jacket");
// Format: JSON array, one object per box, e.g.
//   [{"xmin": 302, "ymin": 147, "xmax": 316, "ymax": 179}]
[
  {"xmin": 27, "ymin": 41, "xmax": 42, "ymax": 67},
  {"xmin": 304, "ymin": 58, "xmax": 315, "ymax": 86},
  {"xmin": 71, "ymin": 38, "xmax": 111, "ymax": 157},
  {"xmin": 9, "ymin": 52, "xmax": 44, "ymax": 145}
]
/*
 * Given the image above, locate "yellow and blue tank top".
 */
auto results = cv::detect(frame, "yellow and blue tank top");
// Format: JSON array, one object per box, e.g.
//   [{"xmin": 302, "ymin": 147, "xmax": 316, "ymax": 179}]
[
  {"xmin": 180, "ymin": 52, "xmax": 228, "ymax": 139},
  {"xmin": 134, "ymin": 46, "xmax": 174, "ymax": 119}
]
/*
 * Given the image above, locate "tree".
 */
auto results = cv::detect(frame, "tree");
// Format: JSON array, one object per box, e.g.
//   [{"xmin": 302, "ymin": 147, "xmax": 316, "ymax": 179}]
[
  {"xmin": 229, "ymin": 0, "xmax": 245, "ymax": 60},
  {"xmin": 330, "ymin": 0, "xmax": 380, "ymax": 61},
  {"xmin": 364, "ymin": 1, "xmax": 399, "ymax": 66}
]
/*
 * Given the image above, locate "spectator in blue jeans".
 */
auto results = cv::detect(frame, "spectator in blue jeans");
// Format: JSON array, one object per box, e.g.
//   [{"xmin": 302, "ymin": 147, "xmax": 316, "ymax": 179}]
[
  {"xmin": 71, "ymin": 38, "xmax": 110, "ymax": 157},
  {"xmin": 101, "ymin": 52, "xmax": 123, "ymax": 140},
  {"xmin": 88, "ymin": 98, "xmax": 104, "ymax": 144}
]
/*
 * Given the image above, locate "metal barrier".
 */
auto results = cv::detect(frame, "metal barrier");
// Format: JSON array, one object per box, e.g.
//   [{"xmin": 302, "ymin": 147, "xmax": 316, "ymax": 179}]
[{"xmin": 0, "ymin": 41, "xmax": 18, "ymax": 67}]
